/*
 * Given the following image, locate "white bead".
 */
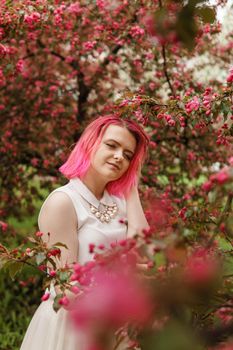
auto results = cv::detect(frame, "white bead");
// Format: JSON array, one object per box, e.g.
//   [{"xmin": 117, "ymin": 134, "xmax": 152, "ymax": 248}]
[{"xmin": 90, "ymin": 202, "xmax": 118, "ymax": 223}]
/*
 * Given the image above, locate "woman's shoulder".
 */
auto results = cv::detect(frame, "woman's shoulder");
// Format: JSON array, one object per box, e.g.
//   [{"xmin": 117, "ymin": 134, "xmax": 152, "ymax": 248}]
[
  {"xmin": 38, "ymin": 188, "xmax": 77, "ymax": 226},
  {"xmin": 42, "ymin": 191, "xmax": 74, "ymax": 212}
]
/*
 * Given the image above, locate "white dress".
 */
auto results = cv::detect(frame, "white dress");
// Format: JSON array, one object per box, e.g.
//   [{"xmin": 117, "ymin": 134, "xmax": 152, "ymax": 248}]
[{"xmin": 20, "ymin": 177, "xmax": 127, "ymax": 350}]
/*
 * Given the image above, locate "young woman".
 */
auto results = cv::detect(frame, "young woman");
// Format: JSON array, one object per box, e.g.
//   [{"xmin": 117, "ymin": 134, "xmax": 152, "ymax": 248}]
[{"xmin": 20, "ymin": 115, "xmax": 149, "ymax": 350}]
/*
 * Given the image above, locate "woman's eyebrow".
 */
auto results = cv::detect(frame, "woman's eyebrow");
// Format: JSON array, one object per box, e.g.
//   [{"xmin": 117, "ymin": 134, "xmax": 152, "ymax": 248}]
[{"xmin": 105, "ymin": 139, "xmax": 135, "ymax": 154}]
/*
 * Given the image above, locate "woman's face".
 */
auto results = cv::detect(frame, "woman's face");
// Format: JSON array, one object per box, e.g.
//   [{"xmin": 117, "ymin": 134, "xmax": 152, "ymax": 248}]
[{"xmin": 90, "ymin": 124, "xmax": 137, "ymax": 182}]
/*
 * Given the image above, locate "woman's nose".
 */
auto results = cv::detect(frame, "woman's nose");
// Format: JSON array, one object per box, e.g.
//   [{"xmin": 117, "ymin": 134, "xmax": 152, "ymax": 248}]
[{"xmin": 114, "ymin": 150, "xmax": 123, "ymax": 160}]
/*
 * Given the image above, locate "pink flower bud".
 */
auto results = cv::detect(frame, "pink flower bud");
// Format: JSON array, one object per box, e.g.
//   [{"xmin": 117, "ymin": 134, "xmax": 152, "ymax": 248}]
[
  {"xmin": 49, "ymin": 270, "xmax": 56, "ymax": 277},
  {"xmin": 35, "ymin": 231, "xmax": 43, "ymax": 237},
  {"xmin": 41, "ymin": 292, "xmax": 50, "ymax": 301},
  {"xmin": 0, "ymin": 221, "xmax": 8, "ymax": 231},
  {"xmin": 147, "ymin": 261, "xmax": 154, "ymax": 269},
  {"xmin": 216, "ymin": 171, "xmax": 229, "ymax": 184},
  {"xmin": 220, "ymin": 223, "xmax": 226, "ymax": 233},
  {"xmin": 59, "ymin": 296, "xmax": 70, "ymax": 307},
  {"xmin": 89, "ymin": 243, "xmax": 95, "ymax": 254},
  {"xmin": 202, "ymin": 181, "xmax": 213, "ymax": 192},
  {"xmin": 70, "ymin": 285, "xmax": 80, "ymax": 294}
]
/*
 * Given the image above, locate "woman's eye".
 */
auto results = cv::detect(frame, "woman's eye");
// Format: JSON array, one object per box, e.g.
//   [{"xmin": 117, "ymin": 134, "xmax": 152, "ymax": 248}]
[
  {"xmin": 124, "ymin": 154, "xmax": 132, "ymax": 161},
  {"xmin": 106, "ymin": 143, "xmax": 115, "ymax": 148}
]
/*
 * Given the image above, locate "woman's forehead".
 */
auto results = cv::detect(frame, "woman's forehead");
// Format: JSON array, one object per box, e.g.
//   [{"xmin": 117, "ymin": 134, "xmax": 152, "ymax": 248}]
[{"xmin": 102, "ymin": 125, "xmax": 136, "ymax": 151}]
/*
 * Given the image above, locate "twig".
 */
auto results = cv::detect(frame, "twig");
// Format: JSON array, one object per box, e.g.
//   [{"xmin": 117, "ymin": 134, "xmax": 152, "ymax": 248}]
[{"xmin": 161, "ymin": 45, "xmax": 175, "ymax": 97}]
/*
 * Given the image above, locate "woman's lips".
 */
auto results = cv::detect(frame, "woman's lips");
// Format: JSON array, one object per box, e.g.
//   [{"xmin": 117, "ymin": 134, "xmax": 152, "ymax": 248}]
[{"xmin": 107, "ymin": 162, "xmax": 120, "ymax": 170}]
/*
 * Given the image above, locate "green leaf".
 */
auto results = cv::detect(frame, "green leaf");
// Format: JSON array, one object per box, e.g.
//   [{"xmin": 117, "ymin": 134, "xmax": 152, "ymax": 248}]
[
  {"xmin": 154, "ymin": 252, "xmax": 166, "ymax": 268},
  {"xmin": 53, "ymin": 242, "xmax": 68, "ymax": 249},
  {"xmin": 58, "ymin": 271, "xmax": 70, "ymax": 282},
  {"xmin": 196, "ymin": 7, "xmax": 216, "ymax": 23},
  {"xmin": 6, "ymin": 261, "xmax": 23, "ymax": 280},
  {"xmin": 53, "ymin": 294, "xmax": 63, "ymax": 312},
  {"xmin": 5, "ymin": 0, "xmax": 13, "ymax": 7},
  {"xmin": 35, "ymin": 252, "xmax": 46, "ymax": 265}
]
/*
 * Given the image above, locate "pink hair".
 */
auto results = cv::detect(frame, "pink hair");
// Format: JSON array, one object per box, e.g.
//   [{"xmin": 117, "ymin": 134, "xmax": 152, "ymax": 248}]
[{"xmin": 59, "ymin": 115, "xmax": 149, "ymax": 197}]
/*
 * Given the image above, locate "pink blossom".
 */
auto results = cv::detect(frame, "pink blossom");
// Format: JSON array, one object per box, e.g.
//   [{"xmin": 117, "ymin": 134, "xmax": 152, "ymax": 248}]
[
  {"xmin": 38, "ymin": 264, "xmax": 47, "ymax": 272},
  {"xmin": 96, "ymin": 0, "xmax": 105, "ymax": 9},
  {"xmin": 202, "ymin": 180, "xmax": 213, "ymax": 192},
  {"xmin": 25, "ymin": 248, "xmax": 32, "ymax": 255},
  {"xmin": 49, "ymin": 85, "xmax": 58, "ymax": 92},
  {"xmin": 24, "ymin": 12, "xmax": 41, "ymax": 25},
  {"xmin": 226, "ymin": 67, "xmax": 233, "ymax": 83},
  {"xmin": 178, "ymin": 207, "xmax": 187, "ymax": 221},
  {"xmin": 0, "ymin": 44, "xmax": 7, "ymax": 57},
  {"xmin": 89, "ymin": 243, "xmax": 95, "ymax": 253},
  {"xmin": 215, "ymin": 306, "xmax": 233, "ymax": 325},
  {"xmin": 185, "ymin": 96, "xmax": 200, "ymax": 113},
  {"xmin": 164, "ymin": 114, "xmax": 172, "ymax": 122},
  {"xmin": 149, "ymin": 82, "xmax": 156, "ymax": 91},
  {"xmin": 145, "ymin": 52, "xmax": 154, "ymax": 60},
  {"xmin": 228, "ymin": 156, "xmax": 233, "ymax": 166},
  {"xmin": 70, "ymin": 285, "xmax": 80, "ymax": 294},
  {"xmin": 41, "ymin": 292, "xmax": 50, "ymax": 301},
  {"xmin": 167, "ymin": 119, "xmax": 175, "ymax": 126},
  {"xmin": 59, "ymin": 296, "xmax": 70, "ymax": 307},
  {"xmin": 0, "ymin": 221, "xmax": 8, "ymax": 231},
  {"xmin": 65, "ymin": 56, "xmax": 75, "ymax": 64},
  {"xmin": 0, "ymin": 28, "xmax": 5, "ymax": 40},
  {"xmin": 31, "ymin": 158, "xmax": 39, "ymax": 166},
  {"xmin": 215, "ymin": 170, "xmax": 229, "ymax": 184},
  {"xmin": 49, "ymin": 270, "xmax": 57, "ymax": 277},
  {"xmin": 147, "ymin": 261, "xmax": 154, "ymax": 269},
  {"xmin": 130, "ymin": 25, "xmax": 145, "ymax": 38},
  {"xmin": 47, "ymin": 248, "xmax": 61, "ymax": 257},
  {"xmin": 16, "ymin": 59, "xmax": 24, "ymax": 73},
  {"xmin": 67, "ymin": 2, "xmax": 83, "ymax": 15},
  {"xmin": 184, "ymin": 249, "xmax": 218, "ymax": 285},
  {"xmin": 70, "ymin": 267, "xmax": 152, "ymax": 329},
  {"xmin": 35, "ymin": 231, "xmax": 43, "ymax": 237},
  {"xmin": 143, "ymin": 14, "xmax": 156, "ymax": 37},
  {"xmin": 219, "ymin": 223, "xmax": 226, "ymax": 233},
  {"xmin": 83, "ymin": 41, "xmax": 97, "ymax": 51},
  {"xmin": 149, "ymin": 141, "xmax": 157, "ymax": 149}
]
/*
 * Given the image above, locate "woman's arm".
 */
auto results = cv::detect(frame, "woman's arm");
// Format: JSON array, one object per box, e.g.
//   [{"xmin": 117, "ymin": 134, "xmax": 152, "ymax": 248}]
[
  {"xmin": 38, "ymin": 192, "xmax": 78, "ymax": 268},
  {"xmin": 126, "ymin": 185, "xmax": 150, "ymax": 238}
]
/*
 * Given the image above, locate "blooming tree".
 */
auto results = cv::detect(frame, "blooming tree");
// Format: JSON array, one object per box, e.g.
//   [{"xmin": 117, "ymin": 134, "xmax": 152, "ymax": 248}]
[{"xmin": 0, "ymin": 0, "xmax": 233, "ymax": 349}]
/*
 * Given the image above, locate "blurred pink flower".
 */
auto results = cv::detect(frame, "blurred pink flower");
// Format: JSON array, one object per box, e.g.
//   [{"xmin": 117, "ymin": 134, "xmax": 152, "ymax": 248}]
[
  {"xmin": 184, "ymin": 248, "xmax": 219, "ymax": 285},
  {"xmin": 226, "ymin": 67, "xmax": 233, "ymax": 83},
  {"xmin": 70, "ymin": 267, "xmax": 152, "ymax": 330},
  {"xmin": 0, "ymin": 221, "xmax": 8, "ymax": 231}
]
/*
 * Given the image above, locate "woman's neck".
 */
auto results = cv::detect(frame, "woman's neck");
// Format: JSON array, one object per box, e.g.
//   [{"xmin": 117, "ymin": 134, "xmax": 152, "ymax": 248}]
[{"xmin": 81, "ymin": 169, "xmax": 108, "ymax": 200}]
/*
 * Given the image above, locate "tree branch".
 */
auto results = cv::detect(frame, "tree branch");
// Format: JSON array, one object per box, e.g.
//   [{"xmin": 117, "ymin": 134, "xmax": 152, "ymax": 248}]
[{"xmin": 161, "ymin": 45, "xmax": 176, "ymax": 97}]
